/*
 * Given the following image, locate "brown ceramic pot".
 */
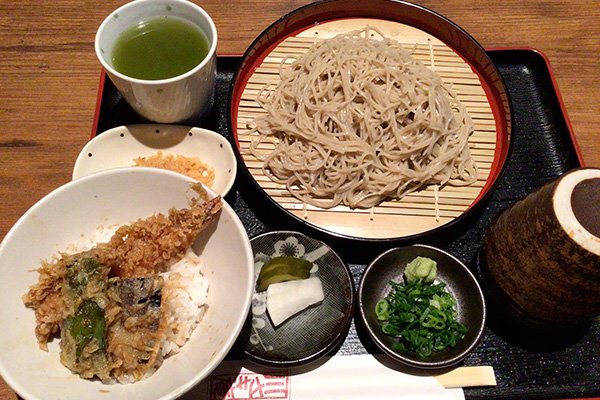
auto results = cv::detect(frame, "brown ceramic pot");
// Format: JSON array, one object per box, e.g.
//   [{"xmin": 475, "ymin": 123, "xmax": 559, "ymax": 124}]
[{"xmin": 483, "ymin": 167, "xmax": 600, "ymax": 324}]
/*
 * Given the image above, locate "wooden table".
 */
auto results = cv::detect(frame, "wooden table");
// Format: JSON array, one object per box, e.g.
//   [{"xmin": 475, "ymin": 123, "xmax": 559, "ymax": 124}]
[{"xmin": 0, "ymin": 1, "xmax": 598, "ymax": 399}]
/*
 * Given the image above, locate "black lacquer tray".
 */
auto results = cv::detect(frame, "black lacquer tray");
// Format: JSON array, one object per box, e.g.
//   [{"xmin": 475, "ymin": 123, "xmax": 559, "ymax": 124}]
[{"xmin": 92, "ymin": 50, "xmax": 599, "ymax": 400}]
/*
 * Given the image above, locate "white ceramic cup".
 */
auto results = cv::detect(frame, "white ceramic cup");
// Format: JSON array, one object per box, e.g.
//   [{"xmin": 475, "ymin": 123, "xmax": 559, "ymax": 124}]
[{"xmin": 95, "ymin": 0, "xmax": 217, "ymax": 123}]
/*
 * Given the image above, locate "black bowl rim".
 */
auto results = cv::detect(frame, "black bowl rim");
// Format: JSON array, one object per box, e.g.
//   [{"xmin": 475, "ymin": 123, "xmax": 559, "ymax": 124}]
[
  {"xmin": 227, "ymin": 0, "xmax": 515, "ymax": 246},
  {"xmin": 243, "ymin": 230, "xmax": 356, "ymax": 368},
  {"xmin": 357, "ymin": 244, "xmax": 487, "ymax": 369}
]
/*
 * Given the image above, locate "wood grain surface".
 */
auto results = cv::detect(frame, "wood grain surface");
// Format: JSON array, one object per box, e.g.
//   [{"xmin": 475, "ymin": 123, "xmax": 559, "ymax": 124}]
[{"xmin": 0, "ymin": 1, "xmax": 598, "ymax": 399}]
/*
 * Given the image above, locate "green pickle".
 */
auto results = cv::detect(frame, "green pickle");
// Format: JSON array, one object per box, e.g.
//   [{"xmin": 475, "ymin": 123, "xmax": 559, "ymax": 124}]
[{"xmin": 256, "ymin": 256, "xmax": 312, "ymax": 292}]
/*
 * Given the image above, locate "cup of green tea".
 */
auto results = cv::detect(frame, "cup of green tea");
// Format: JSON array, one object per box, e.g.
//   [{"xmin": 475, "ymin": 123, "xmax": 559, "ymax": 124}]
[{"xmin": 95, "ymin": 0, "xmax": 217, "ymax": 123}]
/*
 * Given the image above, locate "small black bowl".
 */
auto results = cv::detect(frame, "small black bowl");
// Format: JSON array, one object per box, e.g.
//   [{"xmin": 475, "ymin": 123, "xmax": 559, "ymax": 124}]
[{"xmin": 358, "ymin": 244, "xmax": 486, "ymax": 369}]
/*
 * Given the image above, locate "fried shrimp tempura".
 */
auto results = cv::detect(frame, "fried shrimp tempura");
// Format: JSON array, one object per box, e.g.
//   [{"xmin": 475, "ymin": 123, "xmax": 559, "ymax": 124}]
[{"xmin": 98, "ymin": 196, "xmax": 222, "ymax": 277}]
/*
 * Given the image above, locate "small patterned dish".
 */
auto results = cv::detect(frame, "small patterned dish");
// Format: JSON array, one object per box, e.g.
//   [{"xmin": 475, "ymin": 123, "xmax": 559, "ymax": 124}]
[
  {"xmin": 73, "ymin": 124, "xmax": 237, "ymax": 196},
  {"xmin": 243, "ymin": 231, "xmax": 354, "ymax": 367}
]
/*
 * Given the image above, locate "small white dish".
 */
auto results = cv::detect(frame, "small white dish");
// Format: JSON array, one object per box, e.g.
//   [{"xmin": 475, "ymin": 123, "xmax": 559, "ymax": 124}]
[
  {"xmin": 73, "ymin": 124, "xmax": 237, "ymax": 196},
  {"xmin": 0, "ymin": 167, "xmax": 253, "ymax": 400}
]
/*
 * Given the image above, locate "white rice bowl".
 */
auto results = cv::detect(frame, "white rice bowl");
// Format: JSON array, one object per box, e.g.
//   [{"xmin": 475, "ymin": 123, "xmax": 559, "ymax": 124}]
[{"xmin": 0, "ymin": 167, "xmax": 254, "ymax": 400}]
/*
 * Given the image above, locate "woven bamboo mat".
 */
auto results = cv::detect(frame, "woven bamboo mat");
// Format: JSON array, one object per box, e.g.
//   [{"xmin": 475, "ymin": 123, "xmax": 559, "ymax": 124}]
[{"xmin": 235, "ymin": 19, "xmax": 496, "ymax": 239}]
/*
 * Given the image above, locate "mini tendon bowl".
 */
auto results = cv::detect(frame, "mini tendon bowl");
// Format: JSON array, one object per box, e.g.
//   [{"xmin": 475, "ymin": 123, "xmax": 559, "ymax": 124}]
[
  {"xmin": 358, "ymin": 245, "xmax": 486, "ymax": 369},
  {"xmin": 0, "ymin": 167, "xmax": 253, "ymax": 400}
]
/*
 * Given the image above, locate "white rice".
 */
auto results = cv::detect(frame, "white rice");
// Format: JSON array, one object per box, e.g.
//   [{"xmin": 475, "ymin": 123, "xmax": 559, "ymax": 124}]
[{"xmin": 160, "ymin": 248, "xmax": 209, "ymax": 357}]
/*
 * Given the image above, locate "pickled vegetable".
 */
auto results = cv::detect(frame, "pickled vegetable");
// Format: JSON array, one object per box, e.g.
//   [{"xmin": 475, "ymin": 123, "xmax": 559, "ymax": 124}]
[
  {"xmin": 266, "ymin": 277, "xmax": 324, "ymax": 327},
  {"xmin": 256, "ymin": 256, "xmax": 312, "ymax": 292}
]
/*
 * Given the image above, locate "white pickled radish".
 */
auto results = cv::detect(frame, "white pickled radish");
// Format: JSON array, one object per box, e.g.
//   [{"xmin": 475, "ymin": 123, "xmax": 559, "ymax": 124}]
[{"xmin": 266, "ymin": 277, "xmax": 325, "ymax": 327}]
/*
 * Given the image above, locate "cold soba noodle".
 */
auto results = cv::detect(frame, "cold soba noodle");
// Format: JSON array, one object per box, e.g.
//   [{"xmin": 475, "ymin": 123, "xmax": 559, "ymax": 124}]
[{"xmin": 248, "ymin": 28, "xmax": 477, "ymax": 209}]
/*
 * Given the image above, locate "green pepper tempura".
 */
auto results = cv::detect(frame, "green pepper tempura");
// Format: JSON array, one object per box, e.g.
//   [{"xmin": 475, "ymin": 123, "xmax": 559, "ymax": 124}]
[{"xmin": 375, "ymin": 257, "xmax": 467, "ymax": 358}]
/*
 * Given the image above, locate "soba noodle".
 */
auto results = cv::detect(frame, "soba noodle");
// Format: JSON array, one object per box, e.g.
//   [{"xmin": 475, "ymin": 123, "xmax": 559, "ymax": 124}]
[{"xmin": 247, "ymin": 28, "xmax": 477, "ymax": 209}]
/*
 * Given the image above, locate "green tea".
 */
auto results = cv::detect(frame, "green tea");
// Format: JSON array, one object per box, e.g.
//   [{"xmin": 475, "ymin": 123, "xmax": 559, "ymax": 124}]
[{"xmin": 111, "ymin": 17, "xmax": 209, "ymax": 80}]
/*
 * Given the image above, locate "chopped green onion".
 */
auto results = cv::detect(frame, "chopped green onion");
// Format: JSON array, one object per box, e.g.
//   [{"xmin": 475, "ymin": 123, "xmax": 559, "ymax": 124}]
[
  {"xmin": 375, "ymin": 267, "xmax": 468, "ymax": 359},
  {"xmin": 375, "ymin": 299, "xmax": 390, "ymax": 320}
]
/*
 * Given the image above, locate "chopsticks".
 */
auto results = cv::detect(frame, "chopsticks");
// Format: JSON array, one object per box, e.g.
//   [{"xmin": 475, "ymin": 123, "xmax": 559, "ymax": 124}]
[{"xmin": 435, "ymin": 366, "xmax": 497, "ymax": 388}]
